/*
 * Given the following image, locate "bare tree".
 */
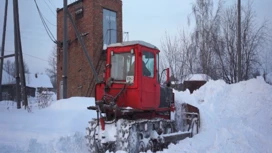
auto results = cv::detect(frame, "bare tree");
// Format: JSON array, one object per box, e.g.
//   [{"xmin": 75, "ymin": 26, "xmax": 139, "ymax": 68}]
[
  {"xmin": 45, "ymin": 48, "xmax": 57, "ymax": 90},
  {"xmin": 219, "ymin": 2, "xmax": 268, "ymax": 83},
  {"xmin": 260, "ymin": 31, "xmax": 272, "ymax": 78},
  {"xmin": 178, "ymin": 30, "xmax": 199, "ymax": 79},
  {"xmin": 161, "ymin": 0, "xmax": 270, "ymax": 83},
  {"xmin": 3, "ymin": 59, "xmax": 30, "ymax": 77},
  {"xmin": 188, "ymin": 0, "xmax": 223, "ymax": 79},
  {"xmin": 160, "ymin": 32, "xmax": 181, "ymax": 83}
]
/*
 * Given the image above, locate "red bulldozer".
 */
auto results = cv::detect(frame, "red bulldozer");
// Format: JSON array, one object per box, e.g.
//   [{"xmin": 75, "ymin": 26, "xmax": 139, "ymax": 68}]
[{"xmin": 86, "ymin": 41, "xmax": 200, "ymax": 153}]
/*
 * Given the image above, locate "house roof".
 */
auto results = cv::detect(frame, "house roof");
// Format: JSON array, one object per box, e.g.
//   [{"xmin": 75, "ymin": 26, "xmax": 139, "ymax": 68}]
[
  {"xmin": 25, "ymin": 73, "xmax": 53, "ymax": 88},
  {"xmin": 1, "ymin": 70, "xmax": 15, "ymax": 85},
  {"xmin": 182, "ymin": 74, "xmax": 211, "ymax": 82}
]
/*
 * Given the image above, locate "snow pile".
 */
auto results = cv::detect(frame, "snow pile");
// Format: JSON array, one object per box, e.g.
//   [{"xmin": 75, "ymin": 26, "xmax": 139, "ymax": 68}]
[
  {"xmin": 165, "ymin": 77, "xmax": 272, "ymax": 153},
  {"xmin": 0, "ymin": 97, "xmax": 95, "ymax": 153},
  {"xmin": 0, "ymin": 77, "xmax": 271, "ymax": 153}
]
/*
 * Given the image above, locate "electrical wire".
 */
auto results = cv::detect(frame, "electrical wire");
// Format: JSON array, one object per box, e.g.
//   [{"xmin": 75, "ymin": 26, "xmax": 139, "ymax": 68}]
[
  {"xmin": 47, "ymin": 0, "xmax": 56, "ymax": 9},
  {"xmin": 23, "ymin": 52, "xmax": 49, "ymax": 62},
  {"xmin": 43, "ymin": 0, "xmax": 56, "ymax": 16},
  {"xmin": 4, "ymin": 50, "xmax": 49, "ymax": 62},
  {"xmin": 42, "ymin": 15, "xmax": 56, "ymax": 27},
  {"xmin": 33, "ymin": 0, "xmax": 57, "ymax": 43},
  {"xmin": 35, "ymin": 0, "xmax": 56, "ymax": 40}
]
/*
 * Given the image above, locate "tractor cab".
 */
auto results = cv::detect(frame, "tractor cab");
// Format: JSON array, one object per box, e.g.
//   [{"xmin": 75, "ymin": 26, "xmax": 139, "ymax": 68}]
[{"xmin": 95, "ymin": 41, "xmax": 171, "ymax": 113}]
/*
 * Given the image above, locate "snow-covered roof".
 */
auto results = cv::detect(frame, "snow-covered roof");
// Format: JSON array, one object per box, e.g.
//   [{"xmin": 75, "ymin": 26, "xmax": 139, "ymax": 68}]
[
  {"xmin": 1, "ymin": 70, "xmax": 15, "ymax": 85},
  {"xmin": 182, "ymin": 74, "xmax": 211, "ymax": 82},
  {"xmin": 25, "ymin": 73, "xmax": 53, "ymax": 88},
  {"xmin": 108, "ymin": 40, "xmax": 158, "ymax": 49}
]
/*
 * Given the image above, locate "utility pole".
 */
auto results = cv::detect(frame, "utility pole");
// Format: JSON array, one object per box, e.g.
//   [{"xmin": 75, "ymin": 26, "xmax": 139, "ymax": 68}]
[
  {"xmin": 62, "ymin": 0, "xmax": 68, "ymax": 98},
  {"xmin": 12, "ymin": 0, "xmax": 27, "ymax": 108},
  {"xmin": 13, "ymin": 0, "xmax": 21, "ymax": 109},
  {"xmin": 14, "ymin": 0, "xmax": 28, "ymax": 108},
  {"xmin": 0, "ymin": 0, "xmax": 8, "ymax": 101},
  {"xmin": 237, "ymin": 0, "xmax": 242, "ymax": 82}
]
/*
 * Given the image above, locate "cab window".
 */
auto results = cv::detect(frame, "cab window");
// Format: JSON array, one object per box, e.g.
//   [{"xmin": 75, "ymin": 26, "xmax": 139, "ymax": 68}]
[
  {"xmin": 111, "ymin": 52, "xmax": 135, "ymax": 80},
  {"xmin": 142, "ymin": 51, "xmax": 154, "ymax": 77}
]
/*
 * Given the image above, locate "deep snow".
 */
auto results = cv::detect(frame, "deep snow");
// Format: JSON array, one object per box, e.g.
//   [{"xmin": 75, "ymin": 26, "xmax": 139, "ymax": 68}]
[
  {"xmin": 0, "ymin": 97, "xmax": 95, "ymax": 153},
  {"xmin": 163, "ymin": 77, "xmax": 272, "ymax": 153},
  {"xmin": 0, "ymin": 77, "xmax": 272, "ymax": 153}
]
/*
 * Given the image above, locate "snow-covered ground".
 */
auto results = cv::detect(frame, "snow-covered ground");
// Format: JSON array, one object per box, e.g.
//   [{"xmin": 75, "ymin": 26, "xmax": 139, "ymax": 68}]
[
  {"xmin": 0, "ymin": 77, "xmax": 272, "ymax": 153},
  {"xmin": 0, "ymin": 97, "xmax": 95, "ymax": 153}
]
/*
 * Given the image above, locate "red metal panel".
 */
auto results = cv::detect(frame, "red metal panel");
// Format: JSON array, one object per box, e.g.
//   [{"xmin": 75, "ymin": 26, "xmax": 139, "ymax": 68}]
[
  {"xmin": 96, "ymin": 43, "xmax": 162, "ymax": 111},
  {"xmin": 140, "ymin": 46, "xmax": 160, "ymax": 109}
]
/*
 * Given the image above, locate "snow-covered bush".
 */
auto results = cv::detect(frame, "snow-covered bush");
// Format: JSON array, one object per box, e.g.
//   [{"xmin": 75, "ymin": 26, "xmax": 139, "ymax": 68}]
[{"xmin": 36, "ymin": 88, "xmax": 55, "ymax": 109}]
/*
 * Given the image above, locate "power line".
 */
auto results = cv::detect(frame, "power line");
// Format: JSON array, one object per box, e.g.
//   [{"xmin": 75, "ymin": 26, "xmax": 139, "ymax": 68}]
[
  {"xmin": 23, "ymin": 52, "xmax": 49, "ymax": 62},
  {"xmin": 43, "ymin": 0, "xmax": 56, "ymax": 16},
  {"xmin": 4, "ymin": 50, "xmax": 49, "ymax": 62},
  {"xmin": 47, "ymin": 0, "xmax": 56, "ymax": 9},
  {"xmin": 33, "ymin": 0, "xmax": 57, "ymax": 43},
  {"xmin": 35, "ymin": 0, "xmax": 56, "ymax": 39},
  {"xmin": 37, "ymin": 0, "xmax": 57, "ymax": 26},
  {"xmin": 42, "ymin": 15, "xmax": 56, "ymax": 26}
]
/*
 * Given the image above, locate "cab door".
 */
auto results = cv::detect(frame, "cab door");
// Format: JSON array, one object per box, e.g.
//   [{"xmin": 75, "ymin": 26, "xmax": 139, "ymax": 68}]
[{"xmin": 141, "ymin": 49, "xmax": 157, "ymax": 109}]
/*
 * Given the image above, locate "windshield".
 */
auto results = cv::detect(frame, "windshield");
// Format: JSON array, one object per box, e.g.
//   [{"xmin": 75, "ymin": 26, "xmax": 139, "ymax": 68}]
[{"xmin": 110, "ymin": 52, "xmax": 135, "ymax": 80}]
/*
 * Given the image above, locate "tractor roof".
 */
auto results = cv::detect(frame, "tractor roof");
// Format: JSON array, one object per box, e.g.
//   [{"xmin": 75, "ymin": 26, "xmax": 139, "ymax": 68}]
[{"xmin": 108, "ymin": 40, "xmax": 158, "ymax": 50}]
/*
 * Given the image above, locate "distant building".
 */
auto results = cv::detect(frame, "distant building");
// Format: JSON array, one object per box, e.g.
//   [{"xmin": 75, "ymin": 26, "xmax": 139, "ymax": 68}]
[
  {"xmin": 1, "ymin": 70, "xmax": 16, "ymax": 100},
  {"xmin": 1, "ymin": 73, "xmax": 53, "ymax": 100},
  {"xmin": 56, "ymin": 0, "xmax": 123, "ymax": 99},
  {"xmin": 182, "ymin": 74, "xmax": 211, "ymax": 93},
  {"xmin": 25, "ymin": 73, "xmax": 54, "ymax": 97}
]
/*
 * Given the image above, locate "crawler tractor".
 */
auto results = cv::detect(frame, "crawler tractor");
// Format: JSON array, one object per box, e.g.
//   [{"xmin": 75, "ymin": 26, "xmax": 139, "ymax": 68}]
[{"xmin": 85, "ymin": 41, "xmax": 200, "ymax": 153}]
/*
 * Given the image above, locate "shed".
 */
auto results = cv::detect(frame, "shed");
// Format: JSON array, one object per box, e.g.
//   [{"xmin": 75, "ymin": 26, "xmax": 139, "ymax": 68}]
[
  {"xmin": 25, "ymin": 73, "xmax": 53, "ymax": 97},
  {"xmin": 182, "ymin": 74, "xmax": 211, "ymax": 93},
  {"xmin": 1, "ymin": 70, "xmax": 16, "ymax": 100}
]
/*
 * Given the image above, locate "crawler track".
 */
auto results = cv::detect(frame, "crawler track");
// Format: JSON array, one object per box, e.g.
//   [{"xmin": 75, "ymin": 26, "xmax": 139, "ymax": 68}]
[{"xmin": 86, "ymin": 119, "xmax": 180, "ymax": 153}]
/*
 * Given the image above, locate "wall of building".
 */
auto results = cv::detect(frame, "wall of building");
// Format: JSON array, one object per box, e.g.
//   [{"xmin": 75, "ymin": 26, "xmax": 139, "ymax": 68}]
[{"xmin": 57, "ymin": 0, "xmax": 122, "ymax": 99}]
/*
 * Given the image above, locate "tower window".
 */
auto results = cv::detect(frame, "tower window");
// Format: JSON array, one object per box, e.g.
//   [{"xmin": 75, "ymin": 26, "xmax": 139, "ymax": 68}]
[{"xmin": 103, "ymin": 9, "xmax": 117, "ymax": 46}]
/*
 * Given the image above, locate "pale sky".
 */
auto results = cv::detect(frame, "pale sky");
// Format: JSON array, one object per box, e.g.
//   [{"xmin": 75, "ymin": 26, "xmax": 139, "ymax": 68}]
[{"xmin": 0, "ymin": 0, "xmax": 271, "ymax": 74}]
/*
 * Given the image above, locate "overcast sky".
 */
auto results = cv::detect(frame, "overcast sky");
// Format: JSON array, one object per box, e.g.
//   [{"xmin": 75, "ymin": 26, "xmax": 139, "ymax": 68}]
[{"xmin": 0, "ymin": 0, "xmax": 271, "ymax": 74}]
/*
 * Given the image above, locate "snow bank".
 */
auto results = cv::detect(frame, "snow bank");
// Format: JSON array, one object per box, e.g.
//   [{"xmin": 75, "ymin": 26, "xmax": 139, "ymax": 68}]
[
  {"xmin": 0, "ymin": 77, "xmax": 271, "ymax": 153},
  {"xmin": 0, "ymin": 97, "xmax": 95, "ymax": 153},
  {"xmin": 163, "ymin": 77, "xmax": 272, "ymax": 153}
]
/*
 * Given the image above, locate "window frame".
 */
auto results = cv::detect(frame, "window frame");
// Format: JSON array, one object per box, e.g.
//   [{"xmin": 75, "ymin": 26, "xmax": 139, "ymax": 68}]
[
  {"xmin": 110, "ymin": 52, "xmax": 135, "ymax": 81},
  {"xmin": 142, "ymin": 51, "xmax": 155, "ymax": 78},
  {"xmin": 102, "ymin": 8, "xmax": 117, "ymax": 45}
]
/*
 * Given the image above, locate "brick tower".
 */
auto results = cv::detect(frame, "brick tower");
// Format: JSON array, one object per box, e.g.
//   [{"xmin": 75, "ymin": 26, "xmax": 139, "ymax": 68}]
[{"xmin": 56, "ymin": 0, "xmax": 123, "ymax": 99}]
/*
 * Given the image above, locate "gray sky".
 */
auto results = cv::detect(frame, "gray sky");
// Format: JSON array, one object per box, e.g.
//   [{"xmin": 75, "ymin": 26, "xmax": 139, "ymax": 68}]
[{"xmin": 0, "ymin": 0, "xmax": 271, "ymax": 74}]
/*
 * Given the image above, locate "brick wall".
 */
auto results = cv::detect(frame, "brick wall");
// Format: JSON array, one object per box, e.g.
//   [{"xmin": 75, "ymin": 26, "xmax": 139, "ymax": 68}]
[{"xmin": 57, "ymin": 0, "xmax": 122, "ymax": 99}]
